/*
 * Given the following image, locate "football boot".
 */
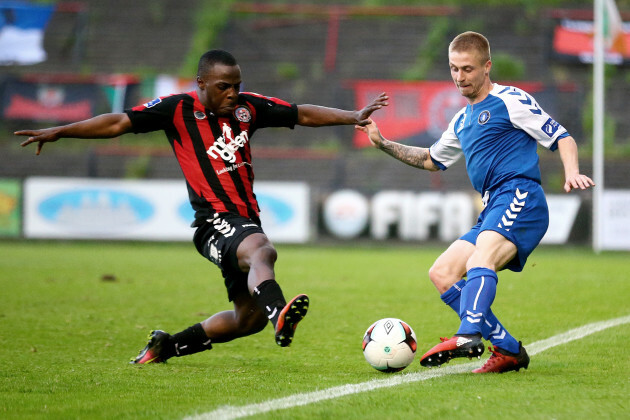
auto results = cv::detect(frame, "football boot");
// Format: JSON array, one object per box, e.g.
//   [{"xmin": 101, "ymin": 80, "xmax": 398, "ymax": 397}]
[
  {"xmin": 275, "ymin": 294, "xmax": 309, "ymax": 347},
  {"xmin": 472, "ymin": 341, "xmax": 530, "ymax": 373},
  {"xmin": 420, "ymin": 334, "xmax": 484, "ymax": 367},
  {"xmin": 130, "ymin": 330, "xmax": 171, "ymax": 364}
]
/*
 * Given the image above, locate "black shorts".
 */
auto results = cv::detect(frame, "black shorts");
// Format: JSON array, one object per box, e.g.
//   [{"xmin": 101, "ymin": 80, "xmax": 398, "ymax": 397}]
[{"xmin": 193, "ymin": 212, "xmax": 265, "ymax": 301}]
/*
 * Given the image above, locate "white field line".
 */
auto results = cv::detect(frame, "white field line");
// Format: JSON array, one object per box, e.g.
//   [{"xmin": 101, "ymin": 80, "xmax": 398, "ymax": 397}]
[{"xmin": 184, "ymin": 314, "xmax": 630, "ymax": 420}]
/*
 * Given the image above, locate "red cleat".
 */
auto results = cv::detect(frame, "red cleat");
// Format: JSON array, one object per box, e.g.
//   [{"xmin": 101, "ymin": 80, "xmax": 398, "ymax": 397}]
[
  {"xmin": 472, "ymin": 342, "xmax": 529, "ymax": 373},
  {"xmin": 420, "ymin": 334, "xmax": 484, "ymax": 367}
]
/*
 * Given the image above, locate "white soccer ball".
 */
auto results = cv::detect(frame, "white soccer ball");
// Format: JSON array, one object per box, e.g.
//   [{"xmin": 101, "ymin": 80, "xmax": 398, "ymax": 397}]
[{"xmin": 362, "ymin": 318, "xmax": 417, "ymax": 372}]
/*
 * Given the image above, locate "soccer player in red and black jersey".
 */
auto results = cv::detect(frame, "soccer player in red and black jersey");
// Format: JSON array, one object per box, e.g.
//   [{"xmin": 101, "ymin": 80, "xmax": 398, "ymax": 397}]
[{"xmin": 16, "ymin": 50, "xmax": 388, "ymax": 363}]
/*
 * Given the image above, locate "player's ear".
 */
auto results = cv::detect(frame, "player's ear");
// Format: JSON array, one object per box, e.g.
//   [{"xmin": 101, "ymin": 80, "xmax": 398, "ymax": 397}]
[{"xmin": 196, "ymin": 76, "xmax": 204, "ymax": 89}]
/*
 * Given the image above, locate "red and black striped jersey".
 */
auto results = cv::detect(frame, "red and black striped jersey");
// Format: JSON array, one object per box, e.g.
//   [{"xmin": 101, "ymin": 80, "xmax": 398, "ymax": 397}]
[{"xmin": 125, "ymin": 90, "xmax": 298, "ymax": 224}]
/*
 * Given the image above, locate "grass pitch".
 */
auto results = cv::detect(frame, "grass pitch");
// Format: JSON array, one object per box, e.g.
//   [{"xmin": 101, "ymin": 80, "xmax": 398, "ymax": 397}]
[{"xmin": 0, "ymin": 240, "xmax": 628, "ymax": 419}]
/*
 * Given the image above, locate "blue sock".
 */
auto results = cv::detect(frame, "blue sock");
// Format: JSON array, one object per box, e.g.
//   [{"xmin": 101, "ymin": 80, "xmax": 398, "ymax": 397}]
[
  {"xmin": 440, "ymin": 279, "xmax": 466, "ymax": 313},
  {"xmin": 442, "ymin": 279, "xmax": 493, "ymax": 340},
  {"xmin": 441, "ymin": 274, "xmax": 520, "ymax": 353},
  {"xmin": 483, "ymin": 311, "xmax": 520, "ymax": 354},
  {"xmin": 457, "ymin": 267, "xmax": 497, "ymax": 336}
]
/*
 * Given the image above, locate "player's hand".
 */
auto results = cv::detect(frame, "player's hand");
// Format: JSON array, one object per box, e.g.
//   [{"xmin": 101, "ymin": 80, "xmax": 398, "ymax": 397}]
[
  {"xmin": 15, "ymin": 129, "xmax": 60, "ymax": 155},
  {"xmin": 564, "ymin": 173, "xmax": 595, "ymax": 193},
  {"xmin": 355, "ymin": 92, "xmax": 388, "ymax": 126},
  {"xmin": 355, "ymin": 118, "xmax": 384, "ymax": 148}
]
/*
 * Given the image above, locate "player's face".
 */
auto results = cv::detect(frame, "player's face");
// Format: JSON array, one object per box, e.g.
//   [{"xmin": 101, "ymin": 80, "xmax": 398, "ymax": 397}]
[
  {"xmin": 449, "ymin": 50, "xmax": 491, "ymax": 103},
  {"xmin": 197, "ymin": 63, "xmax": 242, "ymax": 116}
]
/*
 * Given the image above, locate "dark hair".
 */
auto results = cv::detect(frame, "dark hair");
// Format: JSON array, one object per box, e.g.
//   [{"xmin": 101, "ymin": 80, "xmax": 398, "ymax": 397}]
[
  {"xmin": 197, "ymin": 50, "xmax": 238, "ymax": 77},
  {"xmin": 449, "ymin": 31, "xmax": 491, "ymax": 63}
]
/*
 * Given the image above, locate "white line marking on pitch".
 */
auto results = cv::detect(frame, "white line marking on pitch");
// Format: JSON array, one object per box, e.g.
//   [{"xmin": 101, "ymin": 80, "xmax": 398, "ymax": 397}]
[{"xmin": 183, "ymin": 315, "xmax": 630, "ymax": 420}]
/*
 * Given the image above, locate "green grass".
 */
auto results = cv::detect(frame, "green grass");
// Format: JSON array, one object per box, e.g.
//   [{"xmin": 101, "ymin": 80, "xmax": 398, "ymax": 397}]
[{"xmin": 1, "ymin": 241, "xmax": 628, "ymax": 419}]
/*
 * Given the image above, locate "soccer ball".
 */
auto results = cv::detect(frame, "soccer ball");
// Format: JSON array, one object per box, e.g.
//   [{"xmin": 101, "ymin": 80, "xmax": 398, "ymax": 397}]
[{"xmin": 362, "ymin": 318, "xmax": 417, "ymax": 372}]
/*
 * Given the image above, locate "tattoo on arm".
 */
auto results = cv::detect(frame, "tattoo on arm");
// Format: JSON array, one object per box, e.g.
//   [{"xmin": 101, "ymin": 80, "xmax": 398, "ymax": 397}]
[{"xmin": 379, "ymin": 136, "xmax": 430, "ymax": 169}]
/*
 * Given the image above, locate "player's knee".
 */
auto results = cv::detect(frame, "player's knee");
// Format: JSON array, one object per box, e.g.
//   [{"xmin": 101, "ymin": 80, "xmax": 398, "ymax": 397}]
[
  {"xmin": 428, "ymin": 263, "xmax": 444, "ymax": 284},
  {"xmin": 237, "ymin": 234, "xmax": 277, "ymax": 271},
  {"xmin": 428, "ymin": 263, "xmax": 455, "ymax": 294},
  {"xmin": 255, "ymin": 243, "xmax": 277, "ymax": 264},
  {"xmin": 242, "ymin": 234, "xmax": 277, "ymax": 263}
]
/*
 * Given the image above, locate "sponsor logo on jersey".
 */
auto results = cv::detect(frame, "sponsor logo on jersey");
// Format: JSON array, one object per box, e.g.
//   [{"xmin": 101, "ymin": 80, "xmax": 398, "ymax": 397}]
[
  {"xmin": 542, "ymin": 118, "xmax": 560, "ymax": 138},
  {"xmin": 478, "ymin": 110, "xmax": 491, "ymax": 125},
  {"xmin": 143, "ymin": 97, "xmax": 161, "ymax": 108},
  {"xmin": 206, "ymin": 123, "xmax": 249, "ymax": 163},
  {"xmin": 215, "ymin": 161, "xmax": 250, "ymax": 176},
  {"xmin": 194, "ymin": 111, "xmax": 207, "ymax": 120},
  {"xmin": 234, "ymin": 106, "xmax": 252, "ymax": 123}
]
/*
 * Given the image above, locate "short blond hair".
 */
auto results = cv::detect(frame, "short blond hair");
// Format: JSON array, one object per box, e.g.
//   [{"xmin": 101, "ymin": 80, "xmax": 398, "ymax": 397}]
[{"xmin": 449, "ymin": 31, "xmax": 491, "ymax": 64}]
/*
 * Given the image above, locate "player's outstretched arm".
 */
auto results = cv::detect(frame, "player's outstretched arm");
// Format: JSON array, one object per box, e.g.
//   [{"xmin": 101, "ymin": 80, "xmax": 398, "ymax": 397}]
[
  {"xmin": 15, "ymin": 113, "xmax": 133, "ymax": 155},
  {"xmin": 355, "ymin": 119, "xmax": 438, "ymax": 171},
  {"xmin": 296, "ymin": 92, "xmax": 388, "ymax": 127},
  {"xmin": 556, "ymin": 136, "xmax": 595, "ymax": 193}
]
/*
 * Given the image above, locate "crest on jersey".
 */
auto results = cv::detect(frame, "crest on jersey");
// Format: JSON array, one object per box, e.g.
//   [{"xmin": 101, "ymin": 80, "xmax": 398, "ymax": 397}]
[
  {"xmin": 234, "ymin": 106, "xmax": 252, "ymax": 123},
  {"xmin": 478, "ymin": 110, "xmax": 491, "ymax": 125},
  {"xmin": 194, "ymin": 111, "xmax": 207, "ymax": 120},
  {"xmin": 143, "ymin": 97, "xmax": 161, "ymax": 108}
]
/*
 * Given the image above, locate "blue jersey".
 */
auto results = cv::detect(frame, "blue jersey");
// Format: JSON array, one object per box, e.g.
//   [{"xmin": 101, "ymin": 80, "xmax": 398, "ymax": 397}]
[{"xmin": 429, "ymin": 83, "xmax": 569, "ymax": 195}]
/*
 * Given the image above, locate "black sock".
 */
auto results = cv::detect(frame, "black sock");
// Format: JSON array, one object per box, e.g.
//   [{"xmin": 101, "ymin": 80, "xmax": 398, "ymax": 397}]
[
  {"xmin": 252, "ymin": 279, "xmax": 286, "ymax": 327},
  {"xmin": 166, "ymin": 323, "xmax": 212, "ymax": 358}
]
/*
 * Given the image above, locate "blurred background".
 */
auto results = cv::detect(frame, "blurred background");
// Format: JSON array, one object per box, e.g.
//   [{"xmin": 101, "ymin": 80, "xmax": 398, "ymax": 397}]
[{"xmin": 1, "ymin": 0, "xmax": 629, "ymax": 247}]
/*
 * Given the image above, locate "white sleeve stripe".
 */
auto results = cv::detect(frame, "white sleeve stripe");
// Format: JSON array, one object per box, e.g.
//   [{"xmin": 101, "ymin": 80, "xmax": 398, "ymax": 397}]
[
  {"xmin": 495, "ymin": 86, "xmax": 568, "ymax": 149},
  {"xmin": 429, "ymin": 107, "xmax": 465, "ymax": 169}
]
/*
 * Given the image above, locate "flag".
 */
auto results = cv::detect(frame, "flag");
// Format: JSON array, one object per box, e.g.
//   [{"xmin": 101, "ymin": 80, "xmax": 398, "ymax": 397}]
[
  {"xmin": 551, "ymin": 3, "xmax": 629, "ymax": 65},
  {"xmin": 0, "ymin": 2, "xmax": 55, "ymax": 65},
  {"xmin": 604, "ymin": 0, "xmax": 626, "ymax": 54}
]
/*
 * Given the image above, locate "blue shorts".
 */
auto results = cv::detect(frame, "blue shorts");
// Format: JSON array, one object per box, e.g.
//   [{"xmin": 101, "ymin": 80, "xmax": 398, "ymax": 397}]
[{"xmin": 460, "ymin": 178, "xmax": 549, "ymax": 272}]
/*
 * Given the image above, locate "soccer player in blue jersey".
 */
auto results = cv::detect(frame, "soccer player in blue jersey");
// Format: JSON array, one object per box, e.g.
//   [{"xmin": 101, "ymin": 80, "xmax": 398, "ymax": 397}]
[{"xmin": 355, "ymin": 31, "xmax": 594, "ymax": 373}]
